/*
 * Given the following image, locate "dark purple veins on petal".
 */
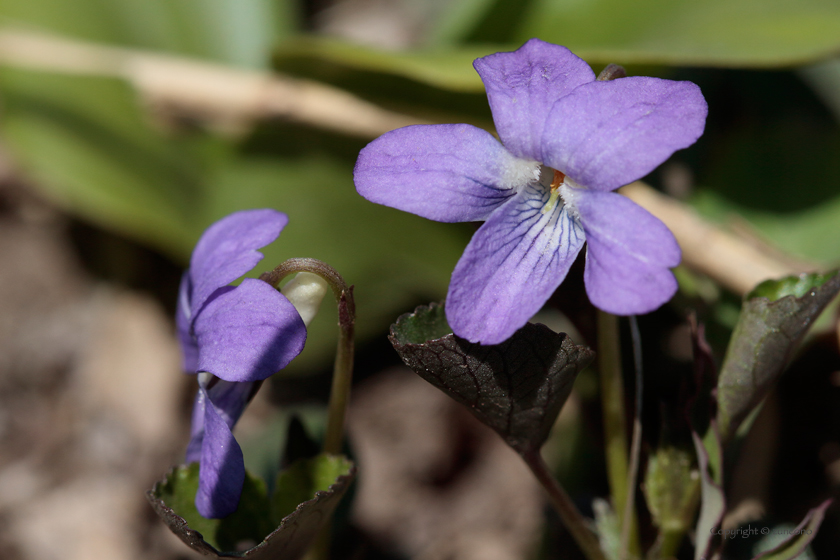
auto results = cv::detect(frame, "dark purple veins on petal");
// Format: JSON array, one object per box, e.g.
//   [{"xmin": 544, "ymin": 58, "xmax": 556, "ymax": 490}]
[
  {"xmin": 446, "ymin": 183, "xmax": 585, "ymax": 344},
  {"xmin": 354, "ymin": 123, "xmax": 527, "ymax": 223}
]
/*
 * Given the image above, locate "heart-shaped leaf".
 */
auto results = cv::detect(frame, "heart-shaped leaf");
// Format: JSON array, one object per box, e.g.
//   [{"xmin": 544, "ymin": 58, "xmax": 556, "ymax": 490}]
[
  {"xmin": 147, "ymin": 454, "xmax": 354, "ymax": 559},
  {"xmin": 716, "ymin": 271, "xmax": 840, "ymax": 439},
  {"xmin": 389, "ymin": 302, "xmax": 595, "ymax": 455}
]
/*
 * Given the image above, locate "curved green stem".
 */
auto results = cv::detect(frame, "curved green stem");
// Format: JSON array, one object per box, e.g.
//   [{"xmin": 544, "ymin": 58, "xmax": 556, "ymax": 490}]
[{"xmin": 261, "ymin": 258, "xmax": 355, "ymax": 456}]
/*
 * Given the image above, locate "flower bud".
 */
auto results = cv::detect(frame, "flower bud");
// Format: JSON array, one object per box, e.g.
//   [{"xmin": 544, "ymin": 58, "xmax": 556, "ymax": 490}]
[{"xmin": 281, "ymin": 272, "xmax": 329, "ymax": 327}]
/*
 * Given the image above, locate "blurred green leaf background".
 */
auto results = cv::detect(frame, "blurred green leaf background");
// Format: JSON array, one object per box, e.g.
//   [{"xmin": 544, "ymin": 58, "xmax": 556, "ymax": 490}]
[{"xmin": 2, "ymin": 0, "xmax": 840, "ymax": 371}]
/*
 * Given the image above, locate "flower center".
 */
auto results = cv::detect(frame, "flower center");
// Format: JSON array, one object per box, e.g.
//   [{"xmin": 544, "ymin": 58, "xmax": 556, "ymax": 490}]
[
  {"xmin": 540, "ymin": 168, "xmax": 566, "ymax": 215},
  {"xmin": 540, "ymin": 166, "xmax": 566, "ymax": 214},
  {"xmin": 539, "ymin": 167, "xmax": 584, "ymax": 219}
]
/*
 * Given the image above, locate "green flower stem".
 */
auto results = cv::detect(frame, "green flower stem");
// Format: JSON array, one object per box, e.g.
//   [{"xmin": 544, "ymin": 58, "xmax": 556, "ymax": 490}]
[
  {"xmin": 261, "ymin": 258, "xmax": 356, "ymax": 456},
  {"xmin": 658, "ymin": 529, "xmax": 685, "ymax": 560},
  {"xmin": 522, "ymin": 449, "xmax": 608, "ymax": 560},
  {"xmin": 621, "ymin": 316, "xmax": 644, "ymax": 560},
  {"xmin": 262, "ymin": 259, "xmax": 354, "ymax": 560},
  {"xmin": 596, "ymin": 310, "xmax": 640, "ymax": 558}
]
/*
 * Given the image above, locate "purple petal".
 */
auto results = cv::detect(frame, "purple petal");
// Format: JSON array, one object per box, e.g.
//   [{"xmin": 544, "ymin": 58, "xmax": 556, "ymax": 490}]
[
  {"xmin": 354, "ymin": 124, "xmax": 539, "ymax": 223},
  {"xmin": 190, "ymin": 209, "xmax": 288, "ymax": 315},
  {"xmin": 195, "ymin": 386, "xmax": 245, "ymax": 518},
  {"xmin": 207, "ymin": 379, "xmax": 260, "ymax": 426},
  {"xmin": 474, "ymin": 38, "xmax": 595, "ymax": 161},
  {"xmin": 185, "ymin": 388, "xmax": 206, "ymax": 463},
  {"xmin": 446, "ymin": 183, "xmax": 585, "ymax": 344},
  {"xmin": 572, "ymin": 188, "xmax": 681, "ymax": 314},
  {"xmin": 194, "ymin": 278, "xmax": 306, "ymax": 382},
  {"xmin": 185, "ymin": 378, "xmax": 258, "ymax": 463},
  {"xmin": 541, "ymin": 77, "xmax": 707, "ymax": 192},
  {"xmin": 176, "ymin": 272, "xmax": 199, "ymax": 373}
]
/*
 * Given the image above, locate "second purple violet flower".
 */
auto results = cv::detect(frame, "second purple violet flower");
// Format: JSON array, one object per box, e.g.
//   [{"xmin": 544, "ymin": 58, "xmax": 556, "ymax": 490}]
[{"xmin": 177, "ymin": 209, "xmax": 308, "ymax": 518}]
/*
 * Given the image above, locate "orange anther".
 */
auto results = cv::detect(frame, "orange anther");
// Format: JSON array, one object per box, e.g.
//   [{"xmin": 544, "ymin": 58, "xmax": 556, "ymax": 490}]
[{"xmin": 550, "ymin": 170, "xmax": 566, "ymax": 192}]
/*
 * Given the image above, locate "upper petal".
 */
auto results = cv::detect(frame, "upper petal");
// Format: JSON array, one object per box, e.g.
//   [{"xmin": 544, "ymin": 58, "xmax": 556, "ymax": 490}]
[
  {"xmin": 194, "ymin": 278, "xmax": 307, "ymax": 382},
  {"xmin": 573, "ymin": 188, "xmax": 681, "ymax": 314},
  {"xmin": 354, "ymin": 123, "xmax": 538, "ymax": 223},
  {"xmin": 541, "ymin": 77, "xmax": 707, "ymax": 191},
  {"xmin": 190, "ymin": 209, "xmax": 288, "ymax": 315},
  {"xmin": 474, "ymin": 38, "xmax": 595, "ymax": 161},
  {"xmin": 195, "ymin": 385, "xmax": 246, "ymax": 518},
  {"xmin": 446, "ymin": 183, "xmax": 585, "ymax": 345}
]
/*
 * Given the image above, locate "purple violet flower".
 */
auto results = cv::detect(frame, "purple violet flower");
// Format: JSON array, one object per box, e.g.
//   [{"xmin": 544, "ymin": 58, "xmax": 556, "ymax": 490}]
[
  {"xmin": 354, "ymin": 39, "xmax": 707, "ymax": 345},
  {"xmin": 177, "ymin": 209, "xmax": 306, "ymax": 518}
]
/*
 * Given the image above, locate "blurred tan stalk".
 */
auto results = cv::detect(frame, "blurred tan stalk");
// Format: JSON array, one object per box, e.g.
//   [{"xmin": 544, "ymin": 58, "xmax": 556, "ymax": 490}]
[
  {"xmin": 0, "ymin": 29, "xmax": 820, "ymax": 296},
  {"xmin": 0, "ymin": 28, "xmax": 428, "ymax": 137},
  {"xmin": 621, "ymin": 182, "xmax": 815, "ymax": 295}
]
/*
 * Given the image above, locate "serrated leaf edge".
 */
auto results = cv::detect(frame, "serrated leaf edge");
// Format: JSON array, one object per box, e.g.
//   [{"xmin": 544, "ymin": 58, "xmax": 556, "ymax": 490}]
[{"xmin": 146, "ymin": 460, "xmax": 356, "ymax": 558}]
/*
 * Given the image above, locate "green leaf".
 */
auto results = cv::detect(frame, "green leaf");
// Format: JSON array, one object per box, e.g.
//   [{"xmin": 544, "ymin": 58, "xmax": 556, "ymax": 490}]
[
  {"xmin": 271, "ymin": 454, "xmax": 353, "ymax": 522},
  {"xmin": 716, "ymin": 271, "xmax": 840, "ymax": 439},
  {"xmin": 517, "ymin": 0, "xmax": 840, "ymax": 68},
  {"xmin": 692, "ymin": 429, "xmax": 725, "ymax": 560},
  {"xmin": 749, "ymin": 271, "xmax": 838, "ymax": 300},
  {"xmin": 147, "ymin": 454, "xmax": 355, "ymax": 558},
  {"xmin": 424, "ymin": 0, "xmax": 500, "ymax": 46},
  {"xmin": 386, "ymin": 299, "xmax": 453, "ymax": 343},
  {"xmin": 751, "ymin": 500, "xmax": 831, "ymax": 560},
  {"xmin": 0, "ymin": 0, "xmax": 295, "ymax": 67},
  {"xmin": 147, "ymin": 463, "xmax": 275, "ymax": 553},
  {"xmin": 271, "ymin": 1, "xmax": 840, "ymax": 97},
  {"xmin": 273, "ymin": 37, "xmax": 491, "ymax": 93},
  {"xmin": 389, "ymin": 302, "xmax": 595, "ymax": 454},
  {"xmin": 0, "ymin": 72, "xmax": 201, "ymax": 257}
]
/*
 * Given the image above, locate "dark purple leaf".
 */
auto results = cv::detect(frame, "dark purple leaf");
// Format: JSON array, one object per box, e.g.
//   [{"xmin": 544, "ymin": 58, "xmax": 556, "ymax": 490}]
[
  {"xmin": 389, "ymin": 302, "xmax": 594, "ymax": 454},
  {"xmin": 717, "ymin": 271, "xmax": 840, "ymax": 440}
]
